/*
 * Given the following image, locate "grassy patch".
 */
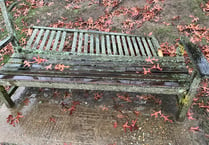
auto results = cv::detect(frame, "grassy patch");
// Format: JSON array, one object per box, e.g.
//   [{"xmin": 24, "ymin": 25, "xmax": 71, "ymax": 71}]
[{"xmin": 0, "ymin": 54, "xmax": 10, "ymax": 66}]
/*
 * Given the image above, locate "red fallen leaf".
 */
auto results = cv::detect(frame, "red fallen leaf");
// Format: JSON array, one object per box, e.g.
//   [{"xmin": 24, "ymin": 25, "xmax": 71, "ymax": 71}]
[
  {"xmin": 68, "ymin": 106, "xmax": 76, "ymax": 115},
  {"xmin": 55, "ymin": 64, "xmax": 70, "ymax": 71},
  {"xmin": 73, "ymin": 5, "xmax": 81, "ymax": 9},
  {"xmin": 131, "ymin": 119, "xmax": 137, "ymax": 127},
  {"xmin": 189, "ymin": 126, "xmax": 200, "ymax": 132},
  {"xmin": 23, "ymin": 98, "xmax": 30, "ymax": 105},
  {"xmin": 27, "ymin": 28, "xmax": 33, "ymax": 36},
  {"xmin": 72, "ymin": 101, "xmax": 80, "ymax": 106},
  {"xmin": 101, "ymin": 105, "xmax": 108, "ymax": 111},
  {"xmin": 23, "ymin": 60, "xmax": 33, "ymax": 67},
  {"xmin": 187, "ymin": 109, "xmax": 196, "ymax": 120},
  {"xmin": 171, "ymin": 16, "xmax": 180, "ymax": 21},
  {"xmin": 151, "ymin": 110, "xmax": 161, "ymax": 118},
  {"xmin": 123, "ymin": 121, "xmax": 130, "ymax": 133},
  {"xmin": 37, "ymin": 19, "xmax": 40, "ymax": 24},
  {"xmin": 205, "ymin": 134, "xmax": 209, "ymax": 138},
  {"xmin": 45, "ymin": 64, "xmax": 52, "ymax": 70},
  {"xmin": 117, "ymin": 114, "xmax": 125, "ymax": 119},
  {"xmin": 160, "ymin": 114, "xmax": 173, "ymax": 123},
  {"xmin": 151, "ymin": 64, "xmax": 162, "ymax": 71},
  {"xmin": 145, "ymin": 56, "xmax": 158, "ymax": 64},
  {"xmin": 47, "ymin": 12, "xmax": 52, "ymax": 16},
  {"xmin": 63, "ymin": 143, "xmax": 72, "ymax": 145},
  {"xmin": 148, "ymin": 32, "xmax": 153, "ymax": 36},
  {"xmin": 61, "ymin": 17, "xmax": 68, "ymax": 21},
  {"xmin": 33, "ymin": 56, "xmax": 48, "ymax": 64},
  {"xmin": 49, "ymin": 117, "xmax": 56, "ymax": 123},
  {"xmin": 143, "ymin": 67, "xmax": 151, "ymax": 75},
  {"xmin": 94, "ymin": 92, "xmax": 103, "ymax": 100},
  {"xmin": 113, "ymin": 121, "xmax": 117, "ymax": 128},
  {"xmin": 134, "ymin": 111, "xmax": 140, "ymax": 116},
  {"xmin": 6, "ymin": 115, "xmax": 13, "ymax": 123}
]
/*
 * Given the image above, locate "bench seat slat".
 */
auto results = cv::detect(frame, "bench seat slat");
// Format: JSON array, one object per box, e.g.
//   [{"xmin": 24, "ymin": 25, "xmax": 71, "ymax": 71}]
[
  {"xmin": 39, "ymin": 30, "xmax": 50, "ymax": 51},
  {"xmin": 0, "ymin": 74, "xmax": 189, "ymax": 95}
]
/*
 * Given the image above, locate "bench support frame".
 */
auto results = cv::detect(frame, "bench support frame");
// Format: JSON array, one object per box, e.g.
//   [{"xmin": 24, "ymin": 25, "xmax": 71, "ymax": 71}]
[
  {"xmin": 176, "ymin": 75, "xmax": 201, "ymax": 121},
  {"xmin": 0, "ymin": 85, "xmax": 15, "ymax": 108}
]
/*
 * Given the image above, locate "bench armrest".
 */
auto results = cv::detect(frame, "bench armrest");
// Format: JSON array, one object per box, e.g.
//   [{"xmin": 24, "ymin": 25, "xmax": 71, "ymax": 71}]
[
  {"xmin": 180, "ymin": 38, "xmax": 209, "ymax": 78},
  {"xmin": 0, "ymin": 36, "xmax": 13, "ymax": 49}
]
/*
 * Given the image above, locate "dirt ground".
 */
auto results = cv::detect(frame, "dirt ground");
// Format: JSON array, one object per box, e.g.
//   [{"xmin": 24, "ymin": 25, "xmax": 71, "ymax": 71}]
[
  {"xmin": 0, "ymin": 0, "xmax": 209, "ymax": 144},
  {"xmin": 0, "ymin": 87, "xmax": 207, "ymax": 145}
]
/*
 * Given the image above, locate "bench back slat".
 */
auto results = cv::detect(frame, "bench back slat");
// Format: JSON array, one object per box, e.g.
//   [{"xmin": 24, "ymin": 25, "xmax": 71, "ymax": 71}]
[
  {"xmin": 111, "ymin": 35, "xmax": 117, "ymax": 55},
  {"xmin": 147, "ymin": 38, "xmax": 157, "ymax": 56},
  {"xmin": 77, "ymin": 32, "xmax": 83, "ymax": 53},
  {"xmin": 83, "ymin": 33, "xmax": 89, "ymax": 54},
  {"xmin": 26, "ymin": 29, "xmax": 39, "ymax": 49},
  {"xmin": 95, "ymin": 34, "xmax": 100, "ymax": 54},
  {"xmin": 106, "ymin": 35, "xmax": 112, "ymax": 55},
  {"xmin": 32, "ymin": 29, "xmax": 44, "ymax": 50},
  {"xmin": 131, "ymin": 37, "xmax": 140, "ymax": 56},
  {"xmin": 71, "ymin": 32, "xmax": 78, "ymax": 52},
  {"xmin": 127, "ymin": 36, "xmax": 135, "ymax": 56},
  {"xmin": 45, "ymin": 30, "xmax": 56, "ymax": 51},
  {"xmin": 52, "ymin": 31, "xmax": 61, "ymax": 51},
  {"xmin": 39, "ymin": 30, "xmax": 50, "ymax": 51},
  {"xmin": 121, "ymin": 36, "xmax": 129, "ymax": 56},
  {"xmin": 90, "ymin": 34, "xmax": 94, "ymax": 54},
  {"xmin": 136, "ymin": 37, "xmax": 146, "ymax": 56},
  {"xmin": 58, "ymin": 31, "xmax": 67, "ymax": 52}
]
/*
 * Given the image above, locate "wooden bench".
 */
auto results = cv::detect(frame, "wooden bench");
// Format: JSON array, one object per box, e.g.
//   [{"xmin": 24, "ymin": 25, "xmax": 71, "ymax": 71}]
[{"xmin": 0, "ymin": 0, "xmax": 209, "ymax": 121}]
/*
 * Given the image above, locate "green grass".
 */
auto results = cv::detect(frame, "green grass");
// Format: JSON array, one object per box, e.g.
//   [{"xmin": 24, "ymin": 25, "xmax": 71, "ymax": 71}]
[{"xmin": 0, "ymin": 54, "xmax": 10, "ymax": 66}]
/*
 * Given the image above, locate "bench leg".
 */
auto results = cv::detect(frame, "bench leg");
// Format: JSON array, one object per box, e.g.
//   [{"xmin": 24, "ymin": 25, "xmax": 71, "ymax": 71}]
[
  {"xmin": 0, "ymin": 85, "xmax": 15, "ymax": 108},
  {"xmin": 176, "ymin": 76, "xmax": 201, "ymax": 121}
]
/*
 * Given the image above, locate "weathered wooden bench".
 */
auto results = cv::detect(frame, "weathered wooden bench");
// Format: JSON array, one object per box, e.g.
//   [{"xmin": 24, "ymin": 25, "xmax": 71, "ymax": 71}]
[{"xmin": 0, "ymin": 0, "xmax": 209, "ymax": 121}]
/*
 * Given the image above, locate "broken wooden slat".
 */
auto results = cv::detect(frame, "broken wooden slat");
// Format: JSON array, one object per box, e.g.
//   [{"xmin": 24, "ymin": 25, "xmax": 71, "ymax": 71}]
[
  {"xmin": 147, "ymin": 38, "xmax": 157, "ymax": 56},
  {"xmin": 25, "ymin": 29, "xmax": 39, "ymax": 49},
  {"xmin": 90, "ymin": 34, "xmax": 94, "ymax": 54},
  {"xmin": 77, "ymin": 32, "xmax": 83, "ymax": 53},
  {"xmin": 71, "ymin": 32, "xmax": 78, "ymax": 53},
  {"xmin": 131, "ymin": 37, "xmax": 140, "ymax": 56},
  {"xmin": 83, "ymin": 33, "xmax": 89, "ymax": 54},
  {"xmin": 111, "ymin": 35, "xmax": 117, "ymax": 55},
  {"xmin": 45, "ymin": 30, "xmax": 56, "ymax": 51},
  {"xmin": 58, "ymin": 31, "xmax": 67, "ymax": 52},
  {"xmin": 116, "ymin": 35, "xmax": 123, "ymax": 55},
  {"xmin": 127, "ymin": 36, "xmax": 135, "ymax": 56},
  {"xmin": 136, "ymin": 37, "xmax": 146, "ymax": 56},
  {"xmin": 101, "ymin": 35, "xmax": 106, "ymax": 55},
  {"xmin": 121, "ymin": 36, "xmax": 129, "ymax": 56},
  {"xmin": 39, "ymin": 30, "xmax": 50, "ymax": 51},
  {"xmin": 95, "ymin": 34, "xmax": 100, "ymax": 54},
  {"xmin": 106, "ymin": 35, "xmax": 112, "ymax": 55}
]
